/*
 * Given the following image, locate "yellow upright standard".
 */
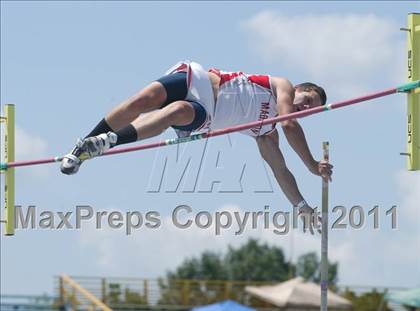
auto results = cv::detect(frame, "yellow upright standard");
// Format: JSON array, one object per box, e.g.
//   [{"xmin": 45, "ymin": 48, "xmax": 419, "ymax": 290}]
[
  {"xmin": 407, "ymin": 13, "xmax": 420, "ymax": 170},
  {"xmin": 2, "ymin": 104, "xmax": 15, "ymax": 235}
]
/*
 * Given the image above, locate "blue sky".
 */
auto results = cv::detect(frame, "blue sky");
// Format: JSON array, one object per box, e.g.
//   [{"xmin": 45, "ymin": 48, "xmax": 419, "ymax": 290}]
[{"xmin": 1, "ymin": 1, "xmax": 419, "ymax": 296}]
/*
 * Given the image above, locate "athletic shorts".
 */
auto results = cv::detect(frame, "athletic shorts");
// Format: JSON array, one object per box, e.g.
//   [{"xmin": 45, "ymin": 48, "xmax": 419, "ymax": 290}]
[
  {"xmin": 156, "ymin": 70, "xmax": 206, "ymax": 134},
  {"xmin": 157, "ymin": 60, "xmax": 215, "ymax": 138}
]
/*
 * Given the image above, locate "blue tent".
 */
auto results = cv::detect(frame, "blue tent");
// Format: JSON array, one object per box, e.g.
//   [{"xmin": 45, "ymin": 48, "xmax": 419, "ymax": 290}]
[
  {"xmin": 191, "ymin": 300, "xmax": 256, "ymax": 311},
  {"xmin": 387, "ymin": 288, "xmax": 420, "ymax": 308}
]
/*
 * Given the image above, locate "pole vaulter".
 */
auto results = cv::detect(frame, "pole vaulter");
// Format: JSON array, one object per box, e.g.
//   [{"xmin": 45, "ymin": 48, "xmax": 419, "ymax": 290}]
[{"xmin": 1, "ymin": 14, "xmax": 419, "ymax": 247}]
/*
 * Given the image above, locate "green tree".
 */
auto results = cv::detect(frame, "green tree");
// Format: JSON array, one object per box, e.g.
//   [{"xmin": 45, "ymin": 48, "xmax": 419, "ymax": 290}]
[
  {"xmin": 225, "ymin": 238, "xmax": 291, "ymax": 281},
  {"xmin": 296, "ymin": 252, "xmax": 338, "ymax": 286},
  {"xmin": 165, "ymin": 239, "xmax": 291, "ymax": 282},
  {"xmin": 343, "ymin": 289, "xmax": 390, "ymax": 311},
  {"xmin": 124, "ymin": 288, "xmax": 148, "ymax": 305},
  {"xmin": 159, "ymin": 238, "xmax": 293, "ymax": 306},
  {"xmin": 159, "ymin": 238, "xmax": 342, "ymax": 307},
  {"xmin": 167, "ymin": 251, "xmax": 227, "ymax": 280},
  {"xmin": 108, "ymin": 283, "xmax": 121, "ymax": 304},
  {"xmin": 159, "ymin": 251, "xmax": 228, "ymax": 305},
  {"xmin": 107, "ymin": 283, "xmax": 148, "ymax": 307}
]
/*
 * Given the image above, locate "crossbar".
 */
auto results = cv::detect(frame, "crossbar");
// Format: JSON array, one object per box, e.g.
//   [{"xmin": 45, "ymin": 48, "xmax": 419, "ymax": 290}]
[{"xmin": 1, "ymin": 82, "xmax": 417, "ymax": 170}]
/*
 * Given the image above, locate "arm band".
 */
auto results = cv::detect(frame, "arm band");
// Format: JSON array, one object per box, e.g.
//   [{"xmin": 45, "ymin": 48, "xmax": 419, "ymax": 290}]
[{"xmin": 296, "ymin": 200, "xmax": 307, "ymax": 209}]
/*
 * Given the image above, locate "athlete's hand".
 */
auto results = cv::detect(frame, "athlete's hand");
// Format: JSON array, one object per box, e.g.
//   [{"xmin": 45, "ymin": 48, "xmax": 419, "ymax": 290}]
[
  {"xmin": 299, "ymin": 205, "xmax": 322, "ymax": 235},
  {"xmin": 310, "ymin": 160, "xmax": 333, "ymax": 182}
]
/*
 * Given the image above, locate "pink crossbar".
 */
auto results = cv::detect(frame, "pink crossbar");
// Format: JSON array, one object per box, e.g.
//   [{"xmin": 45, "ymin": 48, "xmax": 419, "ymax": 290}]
[{"xmin": 2, "ymin": 86, "xmax": 397, "ymax": 169}]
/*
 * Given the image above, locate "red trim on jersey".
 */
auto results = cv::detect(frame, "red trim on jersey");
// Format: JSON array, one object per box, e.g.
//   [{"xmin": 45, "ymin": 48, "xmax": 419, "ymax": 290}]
[
  {"xmin": 220, "ymin": 72, "xmax": 243, "ymax": 86},
  {"xmin": 209, "ymin": 69, "xmax": 244, "ymax": 86},
  {"xmin": 248, "ymin": 75, "xmax": 271, "ymax": 90},
  {"xmin": 174, "ymin": 63, "xmax": 188, "ymax": 73},
  {"xmin": 210, "ymin": 68, "xmax": 271, "ymax": 89}
]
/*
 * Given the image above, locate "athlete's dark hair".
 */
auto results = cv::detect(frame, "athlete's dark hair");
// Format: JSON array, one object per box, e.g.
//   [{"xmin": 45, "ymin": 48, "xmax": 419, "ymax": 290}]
[{"xmin": 295, "ymin": 82, "xmax": 327, "ymax": 106}]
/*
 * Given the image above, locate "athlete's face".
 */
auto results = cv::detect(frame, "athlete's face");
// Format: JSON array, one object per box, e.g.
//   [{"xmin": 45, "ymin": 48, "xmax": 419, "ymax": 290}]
[{"xmin": 293, "ymin": 89, "xmax": 322, "ymax": 111}]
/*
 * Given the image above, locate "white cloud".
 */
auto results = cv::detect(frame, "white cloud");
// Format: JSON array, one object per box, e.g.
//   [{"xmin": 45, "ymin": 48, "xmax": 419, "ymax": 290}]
[
  {"xmin": 331, "ymin": 171, "xmax": 420, "ymax": 287},
  {"xmin": 15, "ymin": 126, "xmax": 49, "ymax": 160},
  {"xmin": 396, "ymin": 170, "xmax": 420, "ymax": 224},
  {"xmin": 241, "ymin": 12, "xmax": 405, "ymax": 98},
  {"xmin": 1, "ymin": 124, "xmax": 50, "ymax": 177},
  {"xmin": 395, "ymin": 170, "xmax": 420, "ymax": 261}
]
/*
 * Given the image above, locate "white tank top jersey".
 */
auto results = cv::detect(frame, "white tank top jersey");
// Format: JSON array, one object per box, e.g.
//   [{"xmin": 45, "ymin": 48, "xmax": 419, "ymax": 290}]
[
  {"xmin": 209, "ymin": 68, "xmax": 278, "ymax": 137},
  {"xmin": 164, "ymin": 60, "xmax": 278, "ymax": 138}
]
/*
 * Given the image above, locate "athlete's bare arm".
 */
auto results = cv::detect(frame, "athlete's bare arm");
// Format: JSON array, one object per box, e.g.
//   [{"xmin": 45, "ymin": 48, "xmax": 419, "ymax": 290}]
[
  {"xmin": 271, "ymin": 77, "xmax": 318, "ymax": 174},
  {"xmin": 256, "ymin": 129, "xmax": 305, "ymax": 206},
  {"xmin": 255, "ymin": 120, "xmax": 320, "ymax": 234}
]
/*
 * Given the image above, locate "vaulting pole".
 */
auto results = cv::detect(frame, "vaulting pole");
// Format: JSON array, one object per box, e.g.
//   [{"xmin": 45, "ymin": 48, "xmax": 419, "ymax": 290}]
[{"xmin": 320, "ymin": 141, "xmax": 329, "ymax": 311}]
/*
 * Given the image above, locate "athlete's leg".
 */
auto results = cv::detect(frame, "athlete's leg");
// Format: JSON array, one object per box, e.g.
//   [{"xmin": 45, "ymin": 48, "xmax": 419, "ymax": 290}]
[
  {"xmin": 61, "ymin": 71, "xmax": 193, "ymax": 175},
  {"xmin": 105, "ymin": 82, "xmax": 168, "ymax": 131},
  {"xmin": 131, "ymin": 101, "xmax": 195, "ymax": 140},
  {"xmin": 85, "ymin": 71, "xmax": 188, "ymax": 138},
  {"xmin": 84, "ymin": 71, "xmax": 193, "ymax": 144},
  {"xmin": 110, "ymin": 98, "xmax": 206, "ymax": 145},
  {"xmin": 61, "ymin": 100, "xmax": 202, "ymax": 175},
  {"xmin": 76, "ymin": 101, "xmax": 196, "ymax": 158},
  {"xmin": 85, "ymin": 82, "xmax": 168, "ymax": 138}
]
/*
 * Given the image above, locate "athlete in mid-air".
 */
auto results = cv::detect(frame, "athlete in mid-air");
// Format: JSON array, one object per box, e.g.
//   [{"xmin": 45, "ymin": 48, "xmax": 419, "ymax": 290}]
[{"xmin": 61, "ymin": 60, "xmax": 333, "ymax": 233}]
